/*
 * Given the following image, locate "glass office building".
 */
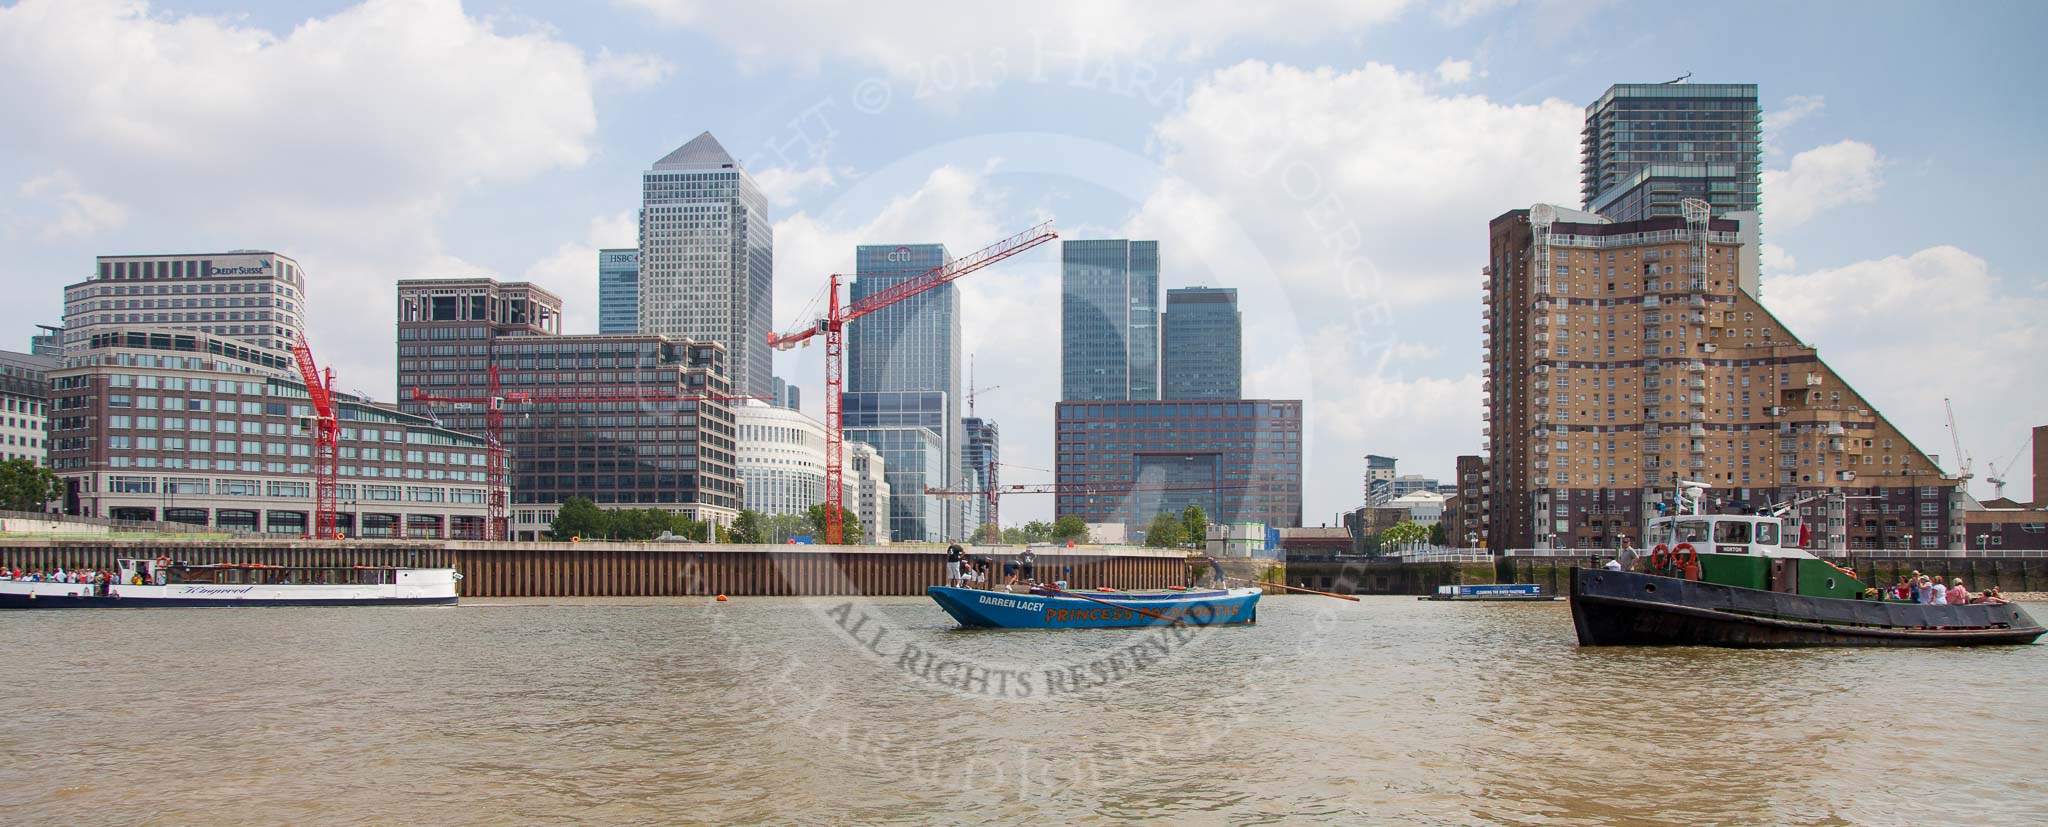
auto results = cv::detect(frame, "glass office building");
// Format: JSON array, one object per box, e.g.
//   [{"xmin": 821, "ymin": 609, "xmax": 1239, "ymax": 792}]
[
  {"xmin": 1054, "ymin": 398, "xmax": 1303, "ymax": 534},
  {"xmin": 1161, "ymin": 287, "xmax": 1241, "ymax": 400},
  {"xmin": 844, "ymin": 423, "xmax": 946, "ymax": 543},
  {"xmin": 638, "ymin": 132, "xmax": 774, "ymax": 400},
  {"xmin": 848, "ymin": 243, "xmax": 962, "ymax": 539},
  {"xmin": 597, "ymin": 248, "xmax": 639, "ymax": 334},
  {"xmin": 960, "ymin": 416, "xmax": 999, "ymax": 532},
  {"xmin": 1061, "ymin": 239, "xmax": 1159, "ymax": 401},
  {"xmin": 1581, "ymin": 83, "xmax": 1760, "ymax": 223}
]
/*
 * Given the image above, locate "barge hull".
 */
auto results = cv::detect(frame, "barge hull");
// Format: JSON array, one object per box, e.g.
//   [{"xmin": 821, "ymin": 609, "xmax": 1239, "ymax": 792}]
[{"xmin": 1570, "ymin": 568, "xmax": 2044, "ymax": 648}]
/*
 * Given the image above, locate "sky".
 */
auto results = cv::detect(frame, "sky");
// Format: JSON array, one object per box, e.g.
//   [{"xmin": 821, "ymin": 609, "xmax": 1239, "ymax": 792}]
[{"xmin": 2, "ymin": 0, "xmax": 2045, "ymax": 526}]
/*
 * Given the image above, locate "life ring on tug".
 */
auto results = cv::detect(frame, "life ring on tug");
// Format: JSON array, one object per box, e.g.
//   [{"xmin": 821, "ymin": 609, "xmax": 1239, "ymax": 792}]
[
  {"xmin": 1649, "ymin": 544, "xmax": 1671, "ymax": 570},
  {"xmin": 155, "ymin": 556, "xmax": 172, "ymax": 569},
  {"xmin": 1672, "ymin": 543, "xmax": 1702, "ymax": 580}
]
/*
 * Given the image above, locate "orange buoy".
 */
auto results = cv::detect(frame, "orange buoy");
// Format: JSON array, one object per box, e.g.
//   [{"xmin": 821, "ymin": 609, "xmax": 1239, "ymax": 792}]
[{"xmin": 715, "ymin": 594, "xmax": 728, "ymax": 602}]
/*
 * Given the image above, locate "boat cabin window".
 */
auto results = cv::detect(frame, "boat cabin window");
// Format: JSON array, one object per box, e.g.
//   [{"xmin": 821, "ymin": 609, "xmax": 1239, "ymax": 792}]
[
  {"xmin": 1714, "ymin": 521, "xmax": 1752, "ymax": 544},
  {"xmin": 1674, "ymin": 520, "xmax": 1709, "ymax": 544},
  {"xmin": 1754, "ymin": 522, "xmax": 1780, "ymax": 546}
]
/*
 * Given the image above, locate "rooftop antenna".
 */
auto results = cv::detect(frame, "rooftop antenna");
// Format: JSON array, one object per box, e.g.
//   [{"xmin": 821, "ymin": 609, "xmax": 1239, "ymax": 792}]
[{"xmin": 1664, "ymin": 71, "xmax": 1692, "ymax": 85}]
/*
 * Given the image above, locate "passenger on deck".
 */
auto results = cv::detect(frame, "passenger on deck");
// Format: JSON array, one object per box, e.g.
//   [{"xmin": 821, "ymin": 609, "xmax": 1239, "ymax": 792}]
[
  {"xmin": 1927, "ymin": 576, "xmax": 1949, "ymax": 606},
  {"xmin": 1948, "ymin": 579, "xmax": 1969, "ymax": 606},
  {"xmin": 1980, "ymin": 587, "xmax": 2008, "ymax": 605},
  {"xmin": 1603, "ymin": 558, "xmax": 1623, "ymax": 571},
  {"xmin": 1007, "ymin": 548, "xmax": 1036, "ymax": 587},
  {"xmin": 945, "ymin": 543, "xmax": 965, "ymax": 588}
]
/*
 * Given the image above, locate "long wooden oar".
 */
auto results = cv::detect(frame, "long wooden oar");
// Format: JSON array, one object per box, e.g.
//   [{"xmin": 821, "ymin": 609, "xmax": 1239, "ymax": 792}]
[
  {"xmin": 1246, "ymin": 579, "xmax": 1360, "ymax": 602},
  {"xmin": 1034, "ymin": 584, "xmax": 1194, "ymax": 627}
]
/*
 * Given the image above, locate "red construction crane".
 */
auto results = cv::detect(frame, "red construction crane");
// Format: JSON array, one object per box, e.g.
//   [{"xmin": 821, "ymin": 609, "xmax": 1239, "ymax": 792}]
[
  {"xmin": 409, "ymin": 366, "xmax": 757, "ymax": 540},
  {"xmin": 771, "ymin": 221, "xmax": 1058, "ymax": 543},
  {"xmin": 289, "ymin": 335, "xmax": 340, "ymax": 539}
]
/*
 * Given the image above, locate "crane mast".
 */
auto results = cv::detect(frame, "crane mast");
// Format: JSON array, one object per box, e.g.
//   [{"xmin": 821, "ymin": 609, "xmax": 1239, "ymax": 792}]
[
  {"xmin": 289, "ymin": 335, "xmax": 340, "ymax": 539},
  {"xmin": 1944, "ymin": 397, "xmax": 1973, "ymax": 484},
  {"xmin": 772, "ymin": 221, "xmax": 1057, "ymax": 543}
]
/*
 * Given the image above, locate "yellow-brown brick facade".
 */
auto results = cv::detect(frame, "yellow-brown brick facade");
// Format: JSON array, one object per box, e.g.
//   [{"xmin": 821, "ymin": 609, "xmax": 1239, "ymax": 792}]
[{"xmin": 1483, "ymin": 204, "xmax": 1962, "ymax": 551}]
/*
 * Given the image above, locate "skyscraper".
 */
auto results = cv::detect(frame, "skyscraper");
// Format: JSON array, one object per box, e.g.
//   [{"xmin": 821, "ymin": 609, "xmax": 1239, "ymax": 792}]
[
  {"xmin": 1581, "ymin": 82, "xmax": 1760, "ymax": 224},
  {"xmin": 1363, "ymin": 455, "xmax": 1398, "ymax": 505},
  {"xmin": 960, "ymin": 417, "xmax": 999, "ymax": 533},
  {"xmin": 1161, "ymin": 287, "xmax": 1241, "ymax": 400},
  {"xmin": 638, "ymin": 132, "xmax": 774, "ymax": 400},
  {"xmin": 597, "ymin": 248, "xmax": 638, "ymax": 334},
  {"xmin": 844, "ymin": 243, "xmax": 962, "ymax": 541},
  {"xmin": 1061, "ymin": 239, "xmax": 1159, "ymax": 401}
]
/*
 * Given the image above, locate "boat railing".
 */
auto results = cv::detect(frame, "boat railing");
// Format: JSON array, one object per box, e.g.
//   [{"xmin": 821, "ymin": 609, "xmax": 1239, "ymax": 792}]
[
  {"xmin": 0, "ymin": 508, "xmax": 265, "ymax": 538},
  {"xmin": 1508, "ymin": 547, "xmax": 2048, "ymax": 559}
]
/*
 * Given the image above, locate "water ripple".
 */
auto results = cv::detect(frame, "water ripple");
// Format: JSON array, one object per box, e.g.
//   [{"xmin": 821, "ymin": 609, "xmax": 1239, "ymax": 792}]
[{"xmin": 0, "ymin": 597, "xmax": 2043, "ymax": 824}]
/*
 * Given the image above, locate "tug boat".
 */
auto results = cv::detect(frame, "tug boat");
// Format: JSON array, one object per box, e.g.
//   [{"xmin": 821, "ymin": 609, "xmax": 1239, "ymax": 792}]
[
  {"xmin": 927, "ymin": 584, "xmax": 1260, "ymax": 629},
  {"xmin": 1570, "ymin": 482, "xmax": 2043, "ymax": 648},
  {"xmin": 0, "ymin": 557, "xmax": 460, "ymax": 609}
]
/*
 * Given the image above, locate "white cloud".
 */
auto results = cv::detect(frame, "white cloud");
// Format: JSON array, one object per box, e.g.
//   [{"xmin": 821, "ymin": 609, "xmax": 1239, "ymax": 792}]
[
  {"xmin": 1760, "ymin": 242, "xmax": 1796, "ymax": 275},
  {"xmin": 1760, "ymin": 140, "xmax": 1884, "ymax": 227},
  {"xmin": 17, "ymin": 170, "xmax": 127, "ymax": 241},
  {"xmin": 753, "ymin": 164, "xmax": 839, "ymax": 208},
  {"xmin": 1766, "ymin": 246, "xmax": 2045, "ymax": 503},
  {"xmin": 0, "ymin": 0, "xmax": 655, "ymax": 401},
  {"xmin": 1435, "ymin": 0, "xmax": 1519, "ymax": 26},
  {"xmin": 590, "ymin": 48, "xmax": 678, "ymax": 91},
  {"xmin": 520, "ymin": 210, "xmax": 639, "ymax": 335},
  {"xmin": 1121, "ymin": 59, "xmax": 1581, "ymax": 517},
  {"xmin": 1761, "ymin": 94, "xmax": 1825, "ymax": 154},
  {"xmin": 617, "ymin": 0, "xmax": 1412, "ymax": 75},
  {"xmin": 1435, "ymin": 58, "xmax": 1475, "ymax": 84}
]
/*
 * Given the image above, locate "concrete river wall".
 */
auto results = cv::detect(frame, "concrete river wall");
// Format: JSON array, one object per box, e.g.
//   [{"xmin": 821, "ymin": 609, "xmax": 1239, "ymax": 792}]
[{"xmin": 0, "ymin": 539, "xmax": 1189, "ymax": 597}]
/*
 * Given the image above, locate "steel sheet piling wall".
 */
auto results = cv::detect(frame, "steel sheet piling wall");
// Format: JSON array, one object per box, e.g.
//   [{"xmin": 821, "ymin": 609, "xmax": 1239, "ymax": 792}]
[{"xmin": 0, "ymin": 540, "xmax": 1187, "ymax": 598}]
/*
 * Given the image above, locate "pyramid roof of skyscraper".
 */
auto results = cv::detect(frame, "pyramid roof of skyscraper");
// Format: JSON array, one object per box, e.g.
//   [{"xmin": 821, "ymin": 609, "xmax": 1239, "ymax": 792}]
[{"xmin": 653, "ymin": 131, "xmax": 735, "ymax": 169}]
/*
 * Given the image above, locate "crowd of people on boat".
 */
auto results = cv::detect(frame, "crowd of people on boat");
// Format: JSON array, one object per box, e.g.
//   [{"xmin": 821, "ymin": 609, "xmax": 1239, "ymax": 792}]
[
  {"xmin": 1876, "ymin": 572, "xmax": 2007, "ymax": 605},
  {"xmin": 0, "ymin": 566, "xmax": 131, "ymax": 594}
]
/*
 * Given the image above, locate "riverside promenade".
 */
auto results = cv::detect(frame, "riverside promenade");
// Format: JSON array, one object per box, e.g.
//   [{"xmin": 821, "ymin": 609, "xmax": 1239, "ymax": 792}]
[{"xmin": 0, "ymin": 538, "xmax": 1189, "ymax": 597}]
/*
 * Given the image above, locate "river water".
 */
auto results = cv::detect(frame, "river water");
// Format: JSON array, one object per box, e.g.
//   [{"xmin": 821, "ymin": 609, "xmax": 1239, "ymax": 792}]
[{"xmin": 2, "ymin": 595, "xmax": 2044, "ymax": 825}]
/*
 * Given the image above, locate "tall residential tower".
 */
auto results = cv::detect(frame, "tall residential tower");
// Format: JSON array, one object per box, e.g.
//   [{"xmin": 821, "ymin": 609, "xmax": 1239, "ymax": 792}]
[
  {"xmin": 1482, "ymin": 202, "xmax": 1961, "ymax": 551},
  {"xmin": 1581, "ymin": 82, "xmax": 1760, "ymax": 223}
]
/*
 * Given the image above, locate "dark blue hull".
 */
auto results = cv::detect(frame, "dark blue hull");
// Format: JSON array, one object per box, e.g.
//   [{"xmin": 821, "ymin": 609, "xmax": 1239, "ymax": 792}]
[{"xmin": 0, "ymin": 594, "xmax": 458, "ymax": 609}]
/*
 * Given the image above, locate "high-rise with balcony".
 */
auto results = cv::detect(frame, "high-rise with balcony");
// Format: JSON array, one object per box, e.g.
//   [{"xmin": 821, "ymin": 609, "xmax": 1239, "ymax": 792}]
[
  {"xmin": 638, "ymin": 132, "xmax": 773, "ymax": 400},
  {"xmin": 1482, "ymin": 202, "xmax": 1961, "ymax": 552},
  {"xmin": 597, "ymin": 248, "xmax": 639, "ymax": 334},
  {"xmin": 1582, "ymin": 82, "xmax": 1761, "ymax": 293},
  {"xmin": 1061, "ymin": 239, "xmax": 1159, "ymax": 401},
  {"xmin": 1161, "ymin": 287, "xmax": 1241, "ymax": 400},
  {"xmin": 844, "ymin": 243, "xmax": 961, "ymax": 541}
]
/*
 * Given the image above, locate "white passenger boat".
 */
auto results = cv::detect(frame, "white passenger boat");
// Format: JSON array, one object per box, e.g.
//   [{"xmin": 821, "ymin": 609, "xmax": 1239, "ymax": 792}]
[{"xmin": 0, "ymin": 558, "xmax": 460, "ymax": 608}]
